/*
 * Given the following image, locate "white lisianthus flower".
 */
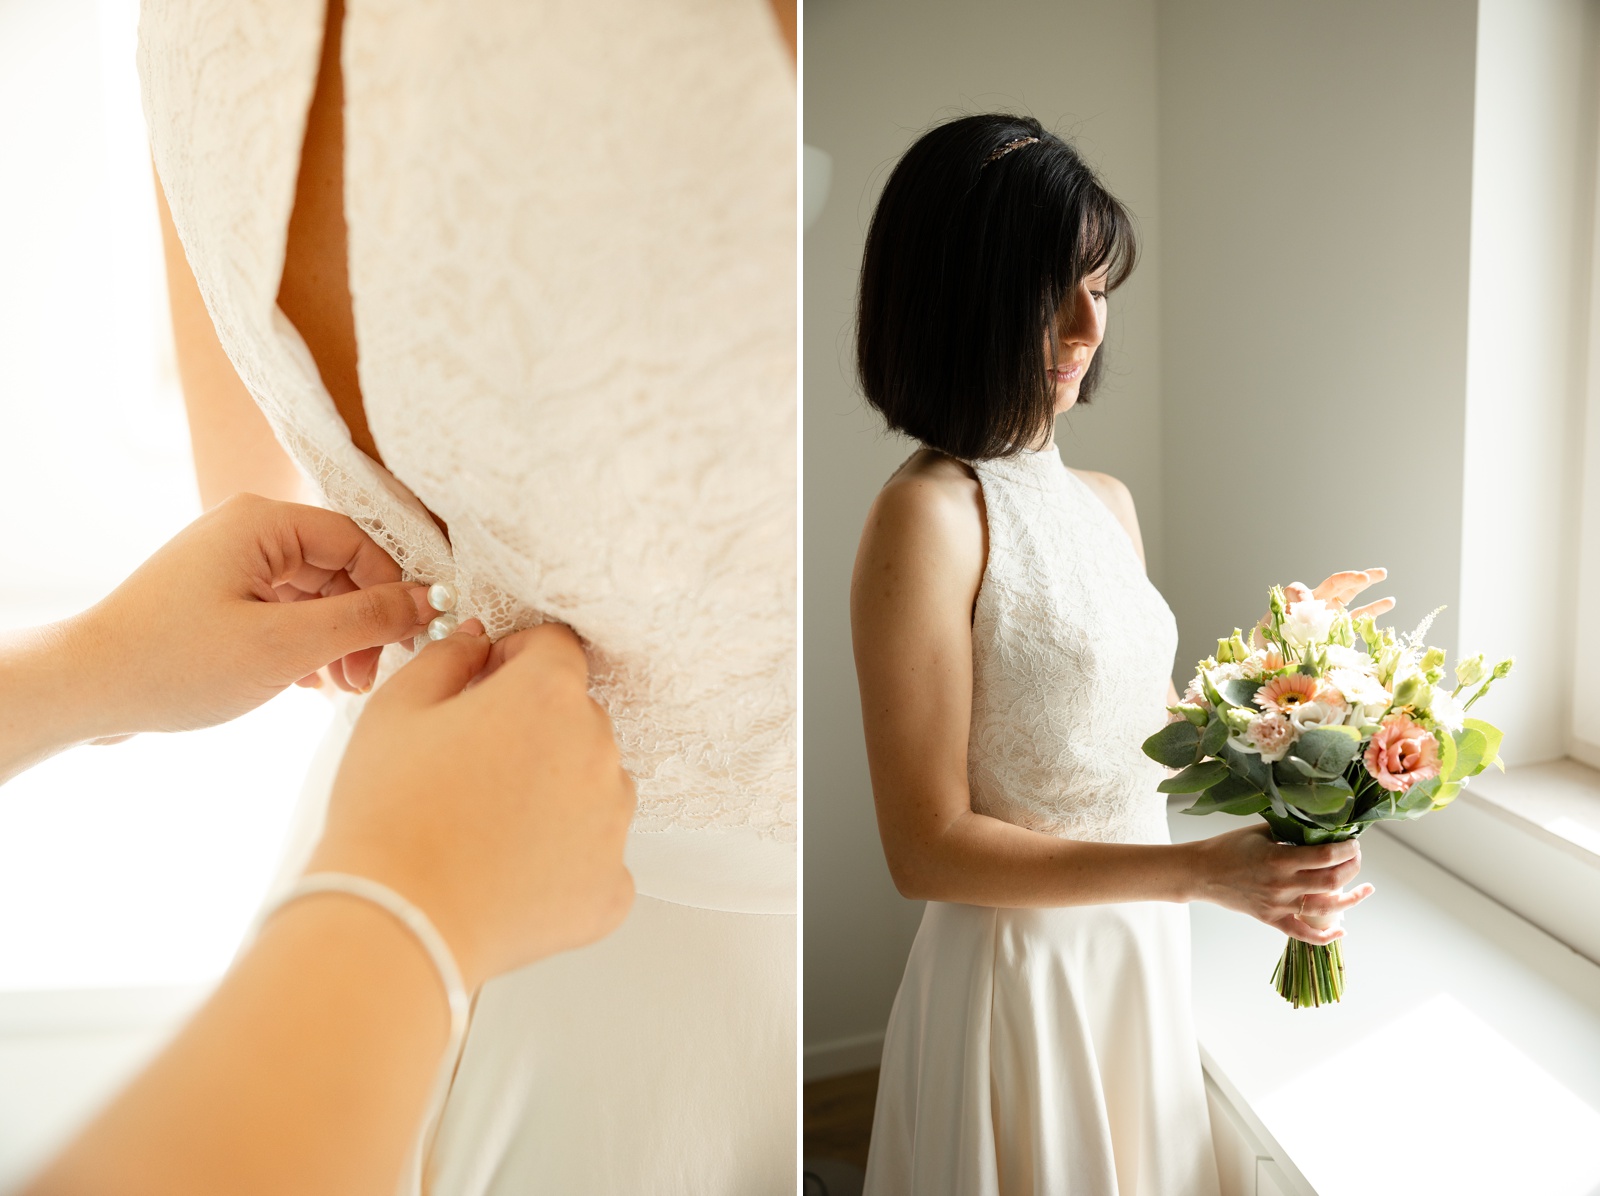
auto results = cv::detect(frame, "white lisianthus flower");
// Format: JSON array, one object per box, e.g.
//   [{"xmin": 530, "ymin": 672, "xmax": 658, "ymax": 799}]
[
  {"xmin": 1289, "ymin": 699, "xmax": 1347, "ymax": 732},
  {"xmin": 1327, "ymin": 667, "xmax": 1389, "ymax": 708},
  {"xmin": 1430, "ymin": 686, "xmax": 1466, "ymax": 734},
  {"xmin": 1324, "ymin": 644, "xmax": 1372, "ymax": 672},
  {"xmin": 1207, "ymin": 661, "xmax": 1246, "ymax": 685},
  {"xmin": 1281, "ymin": 598, "xmax": 1339, "ymax": 647}
]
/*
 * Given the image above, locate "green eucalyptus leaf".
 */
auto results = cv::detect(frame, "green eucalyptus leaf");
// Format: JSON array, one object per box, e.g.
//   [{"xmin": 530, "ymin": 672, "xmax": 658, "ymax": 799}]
[
  {"xmin": 1217, "ymin": 679, "xmax": 1262, "ymax": 710},
  {"xmin": 1277, "ymin": 754, "xmax": 1341, "ymax": 782},
  {"xmin": 1293, "ymin": 726, "xmax": 1362, "ymax": 774},
  {"xmin": 1157, "ymin": 759, "xmax": 1231, "ymax": 793},
  {"xmin": 1181, "ymin": 787, "xmax": 1271, "ymax": 818},
  {"xmin": 1199, "ymin": 716, "xmax": 1231, "ymax": 758},
  {"xmin": 1221, "ymin": 739, "xmax": 1276, "ymax": 796},
  {"xmin": 1278, "ymin": 776, "xmax": 1355, "ymax": 817},
  {"xmin": 1143, "ymin": 720, "xmax": 1202, "ymax": 769}
]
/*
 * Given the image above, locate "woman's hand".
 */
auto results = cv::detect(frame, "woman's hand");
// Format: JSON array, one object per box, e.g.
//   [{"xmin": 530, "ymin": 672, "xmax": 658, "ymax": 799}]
[
  {"xmin": 308, "ymin": 622, "xmax": 636, "ymax": 988},
  {"xmin": 1289, "ymin": 566, "xmax": 1394, "ymax": 621},
  {"xmin": 0, "ymin": 494, "xmax": 432, "ymax": 784},
  {"xmin": 1187, "ymin": 825, "xmax": 1374, "ymax": 944},
  {"xmin": 63, "ymin": 494, "xmax": 432, "ymax": 736}
]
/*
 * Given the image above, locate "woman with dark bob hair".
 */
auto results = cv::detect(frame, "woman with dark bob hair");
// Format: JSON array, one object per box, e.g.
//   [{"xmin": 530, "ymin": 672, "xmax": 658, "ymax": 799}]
[{"xmin": 850, "ymin": 114, "xmax": 1382, "ymax": 1194}]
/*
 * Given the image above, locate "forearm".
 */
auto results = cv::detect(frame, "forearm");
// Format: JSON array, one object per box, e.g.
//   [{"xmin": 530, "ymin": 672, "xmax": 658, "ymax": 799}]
[
  {"xmin": 0, "ymin": 621, "xmax": 100, "ymax": 784},
  {"xmin": 26, "ymin": 894, "xmax": 451, "ymax": 1196},
  {"xmin": 886, "ymin": 805, "xmax": 1200, "ymax": 908}
]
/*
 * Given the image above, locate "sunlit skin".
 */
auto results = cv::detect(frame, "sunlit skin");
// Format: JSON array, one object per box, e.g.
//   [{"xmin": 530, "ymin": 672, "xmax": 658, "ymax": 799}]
[{"xmin": 850, "ymin": 268, "xmax": 1397, "ymax": 937}]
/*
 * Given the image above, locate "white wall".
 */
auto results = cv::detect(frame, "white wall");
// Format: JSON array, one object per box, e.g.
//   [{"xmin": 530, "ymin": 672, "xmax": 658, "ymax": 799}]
[{"xmin": 804, "ymin": 0, "xmax": 1166, "ymax": 1070}]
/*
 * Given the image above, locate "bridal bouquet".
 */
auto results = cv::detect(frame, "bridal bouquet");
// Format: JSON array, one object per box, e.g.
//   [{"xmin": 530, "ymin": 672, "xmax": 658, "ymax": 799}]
[{"xmin": 1142, "ymin": 585, "xmax": 1513, "ymax": 1008}]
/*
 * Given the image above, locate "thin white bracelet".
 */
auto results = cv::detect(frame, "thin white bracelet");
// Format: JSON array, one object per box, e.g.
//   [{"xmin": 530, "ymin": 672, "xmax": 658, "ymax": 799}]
[
  {"xmin": 256, "ymin": 873, "xmax": 472, "ymax": 1187},
  {"xmin": 256, "ymin": 872, "xmax": 471, "ymax": 1055}
]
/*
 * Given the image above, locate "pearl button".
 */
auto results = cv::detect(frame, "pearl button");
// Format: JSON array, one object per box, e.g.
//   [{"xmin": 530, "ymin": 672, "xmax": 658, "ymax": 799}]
[
  {"xmin": 427, "ymin": 583, "xmax": 458, "ymax": 613},
  {"xmin": 426, "ymin": 613, "xmax": 460, "ymax": 641}
]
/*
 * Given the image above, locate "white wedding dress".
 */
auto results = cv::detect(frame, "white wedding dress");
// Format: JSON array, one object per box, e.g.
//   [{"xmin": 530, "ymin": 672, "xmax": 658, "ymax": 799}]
[
  {"xmin": 863, "ymin": 446, "xmax": 1220, "ymax": 1196},
  {"xmin": 137, "ymin": 1, "xmax": 795, "ymax": 1191}
]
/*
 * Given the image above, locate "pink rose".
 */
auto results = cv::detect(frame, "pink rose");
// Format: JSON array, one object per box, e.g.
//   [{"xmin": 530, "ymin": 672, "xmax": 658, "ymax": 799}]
[{"xmin": 1363, "ymin": 713, "xmax": 1442, "ymax": 792}]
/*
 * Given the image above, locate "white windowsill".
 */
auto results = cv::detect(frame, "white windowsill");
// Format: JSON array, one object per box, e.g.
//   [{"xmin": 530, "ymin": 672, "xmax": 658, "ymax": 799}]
[
  {"xmin": 1169, "ymin": 800, "xmax": 1600, "ymax": 1196},
  {"xmin": 1466, "ymin": 755, "xmax": 1600, "ymax": 859}
]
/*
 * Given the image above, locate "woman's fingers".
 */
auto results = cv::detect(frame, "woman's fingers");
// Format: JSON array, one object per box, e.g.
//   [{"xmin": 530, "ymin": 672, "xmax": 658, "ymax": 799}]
[
  {"xmin": 1310, "ymin": 566, "xmax": 1388, "ymax": 608},
  {"xmin": 1349, "ymin": 597, "xmax": 1396, "ymax": 620},
  {"xmin": 1299, "ymin": 883, "xmax": 1375, "ymax": 917},
  {"xmin": 1278, "ymin": 915, "xmax": 1346, "ymax": 946}
]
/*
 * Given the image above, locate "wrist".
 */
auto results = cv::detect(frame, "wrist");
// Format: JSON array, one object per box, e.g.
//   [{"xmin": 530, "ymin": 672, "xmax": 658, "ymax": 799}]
[
  {"xmin": 253, "ymin": 890, "xmax": 454, "ymax": 1051},
  {"xmin": 1168, "ymin": 838, "xmax": 1209, "ymax": 905},
  {"xmin": 0, "ymin": 618, "xmax": 109, "ymax": 783}
]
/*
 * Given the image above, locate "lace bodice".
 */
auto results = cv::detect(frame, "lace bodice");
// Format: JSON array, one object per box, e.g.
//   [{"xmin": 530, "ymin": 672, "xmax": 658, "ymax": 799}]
[
  {"xmin": 967, "ymin": 447, "xmax": 1178, "ymax": 845},
  {"xmin": 136, "ymin": 1, "xmax": 795, "ymax": 890}
]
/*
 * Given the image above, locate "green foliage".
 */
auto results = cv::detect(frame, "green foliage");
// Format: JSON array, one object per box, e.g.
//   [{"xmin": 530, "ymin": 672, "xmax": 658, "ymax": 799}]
[
  {"xmin": 1143, "ymin": 720, "xmax": 1202, "ymax": 769},
  {"xmin": 1291, "ymin": 725, "xmax": 1361, "ymax": 775},
  {"xmin": 1157, "ymin": 759, "xmax": 1230, "ymax": 793},
  {"xmin": 1278, "ymin": 776, "xmax": 1354, "ymax": 819},
  {"xmin": 1181, "ymin": 785, "xmax": 1271, "ymax": 818},
  {"xmin": 1199, "ymin": 716, "xmax": 1230, "ymax": 758},
  {"xmin": 1217, "ymin": 679, "xmax": 1261, "ymax": 709}
]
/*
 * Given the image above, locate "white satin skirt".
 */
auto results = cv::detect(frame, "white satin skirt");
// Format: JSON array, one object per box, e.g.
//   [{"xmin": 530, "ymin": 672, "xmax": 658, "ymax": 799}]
[
  {"xmin": 270, "ymin": 696, "xmax": 796, "ymax": 1196},
  {"xmin": 864, "ymin": 900, "xmax": 1220, "ymax": 1196}
]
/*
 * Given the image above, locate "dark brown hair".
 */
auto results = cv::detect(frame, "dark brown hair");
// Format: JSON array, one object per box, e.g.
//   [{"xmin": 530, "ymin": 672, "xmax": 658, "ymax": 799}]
[{"xmin": 856, "ymin": 114, "xmax": 1138, "ymax": 459}]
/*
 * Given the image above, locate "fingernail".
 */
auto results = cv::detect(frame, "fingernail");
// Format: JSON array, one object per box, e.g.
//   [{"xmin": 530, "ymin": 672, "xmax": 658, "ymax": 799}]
[
  {"xmin": 458, "ymin": 617, "xmax": 486, "ymax": 638},
  {"xmin": 408, "ymin": 585, "xmax": 433, "ymax": 624}
]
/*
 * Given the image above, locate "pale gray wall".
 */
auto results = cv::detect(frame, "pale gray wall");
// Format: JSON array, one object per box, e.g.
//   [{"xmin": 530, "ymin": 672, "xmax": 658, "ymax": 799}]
[
  {"xmin": 1154, "ymin": 0, "xmax": 1477, "ymax": 686},
  {"xmin": 803, "ymin": 0, "xmax": 1166, "ymax": 1067}
]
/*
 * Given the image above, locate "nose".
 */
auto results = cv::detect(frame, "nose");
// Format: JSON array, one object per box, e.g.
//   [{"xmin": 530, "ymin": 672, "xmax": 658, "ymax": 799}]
[{"xmin": 1058, "ymin": 281, "xmax": 1105, "ymax": 348}]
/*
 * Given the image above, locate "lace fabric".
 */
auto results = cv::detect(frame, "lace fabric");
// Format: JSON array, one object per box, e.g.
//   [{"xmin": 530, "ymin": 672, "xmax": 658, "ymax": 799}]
[
  {"xmin": 966, "ymin": 447, "xmax": 1179, "ymax": 846},
  {"xmin": 136, "ymin": 0, "xmax": 796, "ymax": 843}
]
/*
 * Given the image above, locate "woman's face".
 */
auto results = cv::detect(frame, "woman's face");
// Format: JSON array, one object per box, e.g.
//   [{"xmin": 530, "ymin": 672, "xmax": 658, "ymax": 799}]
[{"xmin": 1044, "ymin": 268, "xmax": 1109, "ymax": 415}]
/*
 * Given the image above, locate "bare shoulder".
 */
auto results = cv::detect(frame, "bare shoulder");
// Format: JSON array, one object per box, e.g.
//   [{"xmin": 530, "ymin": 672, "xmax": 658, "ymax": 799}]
[
  {"xmin": 1069, "ymin": 468, "xmax": 1146, "ymax": 567},
  {"xmin": 852, "ymin": 449, "xmax": 987, "ymax": 619}
]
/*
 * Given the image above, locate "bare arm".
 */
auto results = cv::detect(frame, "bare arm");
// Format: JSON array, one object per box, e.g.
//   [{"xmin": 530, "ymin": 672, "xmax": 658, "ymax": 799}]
[
  {"xmin": 155, "ymin": 163, "xmax": 310, "ymax": 509},
  {"xmin": 850, "ymin": 459, "xmax": 1368, "ymax": 941}
]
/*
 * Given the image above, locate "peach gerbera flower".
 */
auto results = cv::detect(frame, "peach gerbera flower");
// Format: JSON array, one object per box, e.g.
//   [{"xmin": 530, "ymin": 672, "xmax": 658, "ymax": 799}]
[
  {"xmin": 1363, "ymin": 714, "xmax": 1442, "ymax": 792},
  {"xmin": 1255, "ymin": 673, "xmax": 1318, "ymax": 715}
]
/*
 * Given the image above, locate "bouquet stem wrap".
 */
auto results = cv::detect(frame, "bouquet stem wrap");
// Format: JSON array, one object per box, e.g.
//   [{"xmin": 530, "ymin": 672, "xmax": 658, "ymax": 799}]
[{"xmin": 1273, "ymin": 908, "xmax": 1344, "ymax": 1008}]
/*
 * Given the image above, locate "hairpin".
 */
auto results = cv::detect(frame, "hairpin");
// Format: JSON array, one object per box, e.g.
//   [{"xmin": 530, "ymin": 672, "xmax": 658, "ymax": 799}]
[{"xmin": 983, "ymin": 136, "xmax": 1040, "ymax": 165}]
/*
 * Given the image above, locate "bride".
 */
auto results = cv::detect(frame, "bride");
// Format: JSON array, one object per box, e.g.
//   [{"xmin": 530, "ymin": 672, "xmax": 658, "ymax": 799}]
[
  {"xmin": 849, "ymin": 114, "xmax": 1386, "ymax": 1195},
  {"xmin": 139, "ymin": 0, "xmax": 795, "ymax": 1191}
]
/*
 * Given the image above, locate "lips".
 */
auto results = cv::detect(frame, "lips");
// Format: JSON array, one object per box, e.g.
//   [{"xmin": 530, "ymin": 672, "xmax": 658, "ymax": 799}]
[{"xmin": 1053, "ymin": 361, "xmax": 1085, "ymax": 382}]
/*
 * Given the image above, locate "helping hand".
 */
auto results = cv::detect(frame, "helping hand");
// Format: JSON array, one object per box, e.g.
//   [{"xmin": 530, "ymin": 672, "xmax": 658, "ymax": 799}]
[
  {"xmin": 309, "ymin": 622, "xmax": 636, "ymax": 986},
  {"xmin": 1288, "ymin": 566, "xmax": 1394, "ymax": 621},
  {"xmin": 56, "ymin": 493, "xmax": 432, "ymax": 742}
]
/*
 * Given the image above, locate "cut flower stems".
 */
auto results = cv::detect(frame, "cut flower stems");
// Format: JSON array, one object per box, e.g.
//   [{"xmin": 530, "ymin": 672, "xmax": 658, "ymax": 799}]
[{"xmin": 1143, "ymin": 585, "xmax": 1512, "ymax": 1009}]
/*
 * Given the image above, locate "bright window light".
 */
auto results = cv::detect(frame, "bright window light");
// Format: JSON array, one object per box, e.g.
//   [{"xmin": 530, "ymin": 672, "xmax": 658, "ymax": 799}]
[
  {"xmin": 0, "ymin": 0, "xmax": 329, "ymax": 992},
  {"xmin": 1258, "ymin": 992, "xmax": 1600, "ymax": 1196}
]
